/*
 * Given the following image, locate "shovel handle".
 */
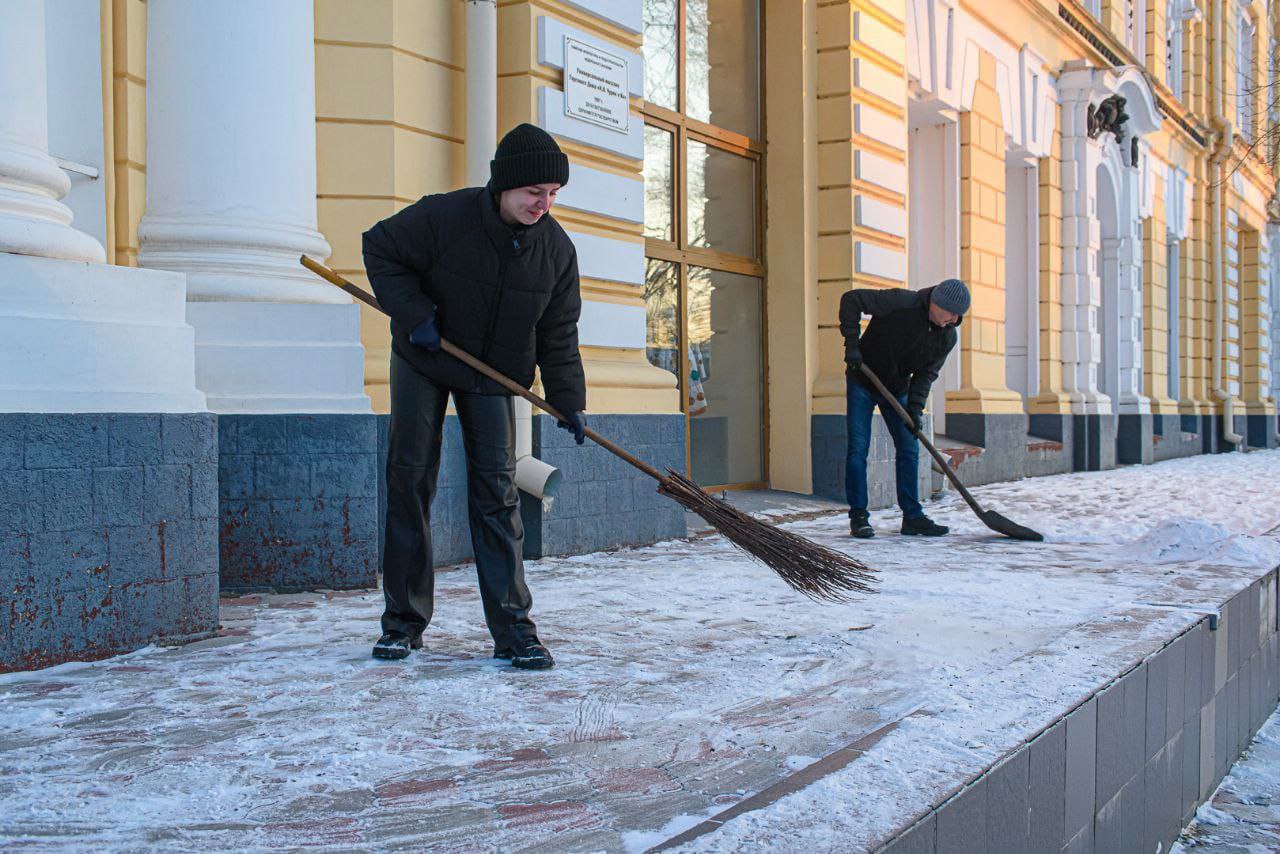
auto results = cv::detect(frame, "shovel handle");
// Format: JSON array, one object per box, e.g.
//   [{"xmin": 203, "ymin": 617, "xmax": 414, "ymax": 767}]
[
  {"xmin": 300, "ymin": 255, "xmax": 665, "ymax": 483},
  {"xmin": 857, "ymin": 364, "xmax": 987, "ymax": 517}
]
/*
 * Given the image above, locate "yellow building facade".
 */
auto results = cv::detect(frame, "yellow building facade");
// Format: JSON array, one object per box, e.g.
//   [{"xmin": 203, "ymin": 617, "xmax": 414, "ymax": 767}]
[{"xmin": 98, "ymin": 0, "xmax": 1279, "ymax": 501}]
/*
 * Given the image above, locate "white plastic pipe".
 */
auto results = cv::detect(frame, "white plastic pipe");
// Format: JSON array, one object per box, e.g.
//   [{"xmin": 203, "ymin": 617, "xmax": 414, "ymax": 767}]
[
  {"xmin": 465, "ymin": 0, "xmax": 562, "ymax": 503},
  {"xmin": 465, "ymin": 0, "xmax": 497, "ymax": 188},
  {"xmin": 1211, "ymin": 0, "xmax": 1245, "ymax": 447}
]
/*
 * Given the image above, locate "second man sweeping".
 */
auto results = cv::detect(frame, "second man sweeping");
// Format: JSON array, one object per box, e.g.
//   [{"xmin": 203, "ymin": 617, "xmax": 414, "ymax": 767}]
[{"xmin": 839, "ymin": 279, "xmax": 970, "ymax": 539}]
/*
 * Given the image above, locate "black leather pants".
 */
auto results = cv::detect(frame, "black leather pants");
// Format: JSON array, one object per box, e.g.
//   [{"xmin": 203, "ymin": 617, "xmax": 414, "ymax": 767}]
[{"xmin": 381, "ymin": 351, "xmax": 536, "ymax": 649}]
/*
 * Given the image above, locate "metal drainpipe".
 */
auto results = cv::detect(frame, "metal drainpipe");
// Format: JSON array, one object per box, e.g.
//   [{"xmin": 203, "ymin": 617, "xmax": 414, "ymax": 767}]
[
  {"xmin": 1211, "ymin": 0, "xmax": 1246, "ymax": 447},
  {"xmin": 466, "ymin": 0, "xmax": 562, "ymax": 506}
]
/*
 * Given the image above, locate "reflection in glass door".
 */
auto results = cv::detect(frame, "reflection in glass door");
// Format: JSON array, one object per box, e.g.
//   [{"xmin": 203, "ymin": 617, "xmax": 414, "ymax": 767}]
[{"xmin": 642, "ymin": 0, "xmax": 764, "ymax": 488}]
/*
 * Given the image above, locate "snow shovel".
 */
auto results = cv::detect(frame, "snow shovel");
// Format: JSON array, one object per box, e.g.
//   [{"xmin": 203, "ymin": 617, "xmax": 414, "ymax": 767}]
[
  {"xmin": 858, "ymin": 364, "xmax": 1044, "ymax": 542},
  {"xmin": 300, "ymin": 256, "xmax": 879, "ymax": 601}
]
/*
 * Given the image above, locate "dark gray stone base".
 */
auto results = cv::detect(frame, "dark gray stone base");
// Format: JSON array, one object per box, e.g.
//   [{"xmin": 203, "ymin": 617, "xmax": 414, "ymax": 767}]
[
  {"xmin": 1, "ymin": 413, "xmax": 219, "ymax": 672},
  {"xmin": 810, "ymin": 414, "xmax": 932, "ymax": 510},
  {"xmin": 1025, "ymin": 414, "xmax": 1074, "ymax": 479},
  {"xmin": 522, "ymin": 414, "xmax": 686, "ymax": 558},
  {"xmin": 219, "ymin": 414, "xmax": 378, "ymax": 593},
  {"xmin": 1117, "ymin": 414, "xmax": 1154, "ymax": 465},
  {"xmin": 376, "ymin": 413, "xmax": 687, "ymax": 568},
  {"xmin": 878, "ymin": 569, "xmax": 1280, "ymax": 854},
  {"xmin": 1153, "ymin": 415, "xmax": 1202, "ymax": 462},
  {"xmin": 944, "ymin": 413, "xmax": 1029, "ymax": 486},
  {"xmin": 1246, "ymin": 414, "xmax": 1279, "ymax": 450},
  {"xmin": 1072, "ymin": 414, "xmax": 1119, "ymax": 472}
]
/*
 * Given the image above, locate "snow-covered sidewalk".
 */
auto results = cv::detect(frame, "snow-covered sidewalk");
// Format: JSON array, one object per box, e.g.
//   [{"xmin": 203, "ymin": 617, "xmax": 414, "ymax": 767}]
[
  {"xmin": 1175, "ymin": 704, "xmax": 1280, "ymax": 851},
  {"xmin": 1, "ymin": 451, "xmax": 1278, "ymax": 851}
]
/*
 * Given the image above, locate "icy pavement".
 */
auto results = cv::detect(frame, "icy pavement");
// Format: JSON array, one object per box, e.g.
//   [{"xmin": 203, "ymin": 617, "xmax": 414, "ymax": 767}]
[
  {"xmin": 1175, "ymin": 705, "xmax": 1280, "ymax": 851},
  {"xmin": 1, "ymin": 451, "xmax": 1279, "ymax": 851}
]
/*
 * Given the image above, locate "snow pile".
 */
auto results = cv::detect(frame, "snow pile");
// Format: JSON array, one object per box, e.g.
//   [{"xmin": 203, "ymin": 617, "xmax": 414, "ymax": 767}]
[{"xmin": 1116, "ymin": 519, "xmax": 1280, "ymax": 567}]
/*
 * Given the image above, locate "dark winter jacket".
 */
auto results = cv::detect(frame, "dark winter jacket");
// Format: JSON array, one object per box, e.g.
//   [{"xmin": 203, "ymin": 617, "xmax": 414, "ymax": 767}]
[
  {"xmin": 362, "ymin": 186, "xmax": 586, "ymax": 417},
  {"xmin": 838, "ymin": 285, "xmax": 959, "ymax": 414}
]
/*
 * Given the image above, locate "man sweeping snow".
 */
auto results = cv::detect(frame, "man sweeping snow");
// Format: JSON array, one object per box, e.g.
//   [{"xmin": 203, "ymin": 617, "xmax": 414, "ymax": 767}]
[
  {"xmin": 361, "ymin": 123, "xmax": 587, "ymax": 669},
  {"xmin": 839, "ymin": 279, "xmax": 969, "ymax": 539}
]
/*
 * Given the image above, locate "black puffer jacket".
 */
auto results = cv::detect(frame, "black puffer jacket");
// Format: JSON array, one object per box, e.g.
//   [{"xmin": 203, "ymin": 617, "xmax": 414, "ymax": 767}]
[
  {"xmin": 362, "ymin": 186, "xmax": 586, "ymax": 416},
  {"xmin": 838, "ymin": 285, "xmax": 959, "ymax": 414}
]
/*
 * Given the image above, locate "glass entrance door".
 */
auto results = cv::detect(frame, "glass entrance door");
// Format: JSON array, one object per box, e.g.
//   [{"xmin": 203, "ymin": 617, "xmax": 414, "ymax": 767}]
[{"xmin": 641, "ymin": 0, "xmax": 765, "ymax": 488}]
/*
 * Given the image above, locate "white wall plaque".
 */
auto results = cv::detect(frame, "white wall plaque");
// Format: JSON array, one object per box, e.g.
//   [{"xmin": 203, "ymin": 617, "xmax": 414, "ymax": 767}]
[{"xmin": 563, "ymin": 36, "xmax": 630, "ymax": 134}]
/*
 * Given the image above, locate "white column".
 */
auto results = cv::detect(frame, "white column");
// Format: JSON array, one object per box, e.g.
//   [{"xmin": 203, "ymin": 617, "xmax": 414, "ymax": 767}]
[
  {"xmin": 140, "ymin": 0, "xmax": 369, "ymax": 413},
  {"xmin": 0, "ymin": 0, "xmax": 104, "ymax": 262},
  {"xmin": 1057, "ymin": 85, "xmax": 1109, "ymax": 414},
  {"xmin": 1269, "ymin": 225, "xmax": 1280, "ymax": 408}
]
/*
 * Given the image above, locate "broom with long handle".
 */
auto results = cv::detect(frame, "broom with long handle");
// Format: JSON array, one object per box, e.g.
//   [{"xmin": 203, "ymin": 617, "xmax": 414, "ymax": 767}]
[
  {"xmin": 858, "ymin": 364, "xmax": 1044, "ymax": 542},
  {"xmin": 301, "ymin": 256, "xmax": 877, "ymax": 601}
]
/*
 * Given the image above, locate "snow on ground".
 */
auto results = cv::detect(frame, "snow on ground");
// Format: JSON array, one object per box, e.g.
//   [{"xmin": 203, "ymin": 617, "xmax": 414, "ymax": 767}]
[
  {"xmin": 0, "ymin": 451, "xmax": 1278, "ymax": 851},
  {"xmin": 1174, "ymin": 705, "xmax": 1280, "ymax": 851}
]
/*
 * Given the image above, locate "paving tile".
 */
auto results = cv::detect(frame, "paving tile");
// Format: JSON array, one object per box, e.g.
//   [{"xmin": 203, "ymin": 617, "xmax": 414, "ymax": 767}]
[
  {"xmin": 1118, "ymin": 773, "xmax": 1144, "ymax": 853},
  {"xmin": 936, "ymin": 779, "xmax": 986, "ymax": 854},
  {"xmin": 1120, "ymin": 663, "xmax": 1148, "ymax": 787},
  {"xmin": 986, "ymin": 748, "xmax": 1029, "ymax": 852},
  {"xmin": 1146, "ymin": 648, "xmax": 1169, "ymax": 759},
  {"xmin": 1028, "ymin": 721, "xmax": 1066, "ymax": 853},
  {"xmin": 1165, "ymin": 635, "xmax": 1187, "ymax": 742},
  {"xmin": 1094, "ymin": 789, "xmax": 1122, "ymax": 854},
  {"xmin": 1065, "ymin": 698, "xmax": 1097, "ymax": 843},
  {"xmin": 883, "ymin": 812, "xmax": 936, "ymax": 854}
]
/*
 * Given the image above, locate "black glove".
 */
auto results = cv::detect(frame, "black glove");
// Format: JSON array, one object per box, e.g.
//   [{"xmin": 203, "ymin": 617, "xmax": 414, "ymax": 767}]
[
  {"xmin": 846, "ymin": 347, "xmax": 863, "ymax": 373},
  {"xmin": 409, "ymin": 311, "xmax": 440, "ymax": 352},
  {"xmin": 557, "ymin": 411, "xmax": 587, "ymax": 445},
  {"xmin": 904, "ymin": 406, "xmax": 924, "ymax": 433}
]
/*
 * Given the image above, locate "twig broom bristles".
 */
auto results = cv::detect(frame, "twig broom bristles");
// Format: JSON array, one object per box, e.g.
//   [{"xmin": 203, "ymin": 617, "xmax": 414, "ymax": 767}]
[{"xmin": 301, "ymin": 256, "xmax": 878, "ymax": 602}]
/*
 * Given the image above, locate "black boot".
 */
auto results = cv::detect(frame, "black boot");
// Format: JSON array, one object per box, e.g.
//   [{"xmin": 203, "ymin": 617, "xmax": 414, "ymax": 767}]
[
  {"xmin": 500, "ymin": 635, "xmax": 555, "ymax": 670},
  {"xmin": 901, "ymin": 515, "xmax": 949, "ymax": 537},
  {"xmin": 850, "ymin": 510, "xmax": 874, "ymax": 539},
  {"xmin": 372, "ymin": 630, "xmax": 423, "ymax": 660}
]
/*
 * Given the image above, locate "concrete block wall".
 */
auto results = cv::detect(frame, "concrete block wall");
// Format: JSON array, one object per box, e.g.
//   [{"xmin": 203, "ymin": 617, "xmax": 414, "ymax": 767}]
[
  {"xmin": 522, "ymin": 414, "xmax": 686, "ymax": 558},
  {"xmin": 1153, "ymin": 414, "xmax": 1203, "ymax": 461},
  {"xmin": 878, "ymin": 570, "xmax": 1280, "ymax": 853},
  {"xmin": 811, "ymin": 414, "xmax": 932, "ymax": 511},
  {"xmin": 219, "ymin": 414, "xmax": 378, "ymax": 593},
  {"xmin": 1, "ymin": 414, "xmax": 219, "ymax": 672},
  {"xmin": 944, "ymin": 413, "xmax": 1030, "ymax": 486},
  {"xmin": 1117, "ymin": 414, "xmax": 1155, "ymax": 465},
  {"xmin": 1025, "ymin": 415, "xmax": 1075, "ymax": 479},
  {"xmin": 1072, "ymin": 414, "xmax": 1120, "ymax": 471}
]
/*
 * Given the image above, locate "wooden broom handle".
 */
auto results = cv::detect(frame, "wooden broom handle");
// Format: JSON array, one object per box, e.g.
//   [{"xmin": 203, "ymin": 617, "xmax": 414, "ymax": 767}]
[
  {"xmin": 858, "ymin": 363, "xmax": 986, "ymax": 516},
  {"xmin": 300, "ymin": 255, "xmax": 665, "ymax": 482}
]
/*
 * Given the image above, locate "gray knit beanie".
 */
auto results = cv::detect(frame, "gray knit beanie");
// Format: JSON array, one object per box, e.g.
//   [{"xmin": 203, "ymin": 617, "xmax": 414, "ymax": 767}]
[{"xmin": 931, "ymin": 278, "xmax": 971, "ymax": 315}]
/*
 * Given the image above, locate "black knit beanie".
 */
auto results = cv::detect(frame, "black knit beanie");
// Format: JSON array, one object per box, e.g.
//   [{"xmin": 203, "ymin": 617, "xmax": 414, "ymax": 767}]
[{"xmin": 489, "ymin": 123, "xmax": 570, "ymax": 192}]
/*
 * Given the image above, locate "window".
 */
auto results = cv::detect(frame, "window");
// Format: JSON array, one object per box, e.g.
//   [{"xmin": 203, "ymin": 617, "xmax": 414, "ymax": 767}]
[
  {"xmin": 1126, "ymin": 0, "xmax": 1146, "ymax": 58},
  {"xmin": 642, "ymin": 0, "xmax": 765, "ymax": 488},
  {"xmin": 1166, "ymin": 0, "xmax": 1185, "ymax": 99},
  {"xmin": 1239, "ymin": 12, "xmax": 1257, "ymax": 141}
]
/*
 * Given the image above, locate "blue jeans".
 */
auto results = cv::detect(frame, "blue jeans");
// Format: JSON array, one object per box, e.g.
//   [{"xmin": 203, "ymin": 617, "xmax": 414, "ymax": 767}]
[{"xmin": 845, "ymin": 378, "xmax": 923, "ymax": 519}]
